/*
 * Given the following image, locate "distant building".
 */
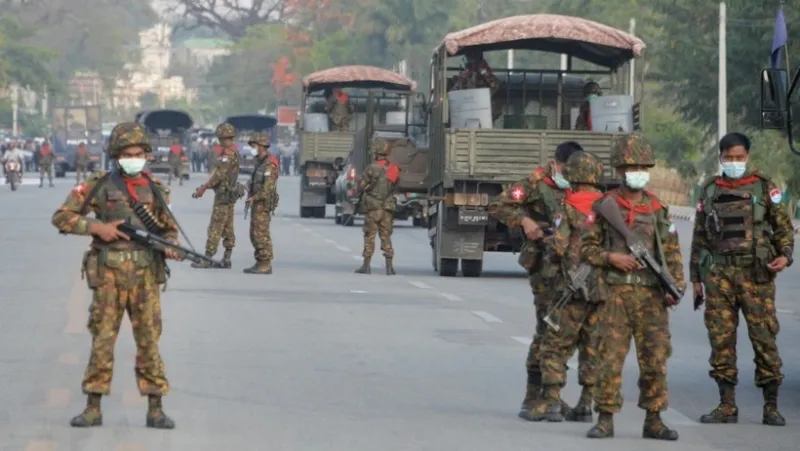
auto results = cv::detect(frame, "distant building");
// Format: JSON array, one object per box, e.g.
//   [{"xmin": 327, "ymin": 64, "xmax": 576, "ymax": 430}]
[{"xmin": 172, "ymin": 38, "xmax": 231, "ymax": 70}]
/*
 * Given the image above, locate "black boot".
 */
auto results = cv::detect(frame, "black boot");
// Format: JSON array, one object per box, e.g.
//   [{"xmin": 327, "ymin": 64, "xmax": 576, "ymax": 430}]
[
  {"xmin": 587, "ymin": 412, "xmax": 614, "ymax": 438},
  {"xmin": 762, "ymin": 384, "xmax": 786, "ymax": 426},
  {"xmin": 565, "ymin": 385, "xmax": 593, "ymax": 422},
  {"xmin": 355, "ymin": 257, "xmax": 371, "ymax": 274},
  {"xmin": 145, "ymin": 395, "xmax": 175, "ymax": 429},
  {"xmin": 699, "ymin": 382, "xmax": 738, "ymax": 424},
  {"xmin": 385, "ymin": 257, "xmax": 395, "ymax": 275},
  {"xmin": 518, "ymin": 372, "xmax": 541, "ymax": 420},
  {"xmin": 643, "ymin": 411, "xmax": 679, "ymax": 441},
  {"xmin": 70, "ymin": 393, "xmax": 102, "ymax": 427},
  {"xmin": 221, "ymin": 249, "xmax": 232, "ymax": 268}
]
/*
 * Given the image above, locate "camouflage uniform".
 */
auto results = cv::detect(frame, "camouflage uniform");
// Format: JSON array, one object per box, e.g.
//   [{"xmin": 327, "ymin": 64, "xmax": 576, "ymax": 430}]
[
  {"xmin": 691, "ymin": 169, "xmax": 793, "ymax": 426},
  {"xmin": 37, "ymin": 145, "xmax": 54, "ymax": 187},
  {"xmin": 325, "ymin": 89, "xmax": 353, "ymax": 132},
  {"xmin": 581, "ymin": 134, "xmax": 684, "ymax": 440},
  {"xmin": 575, "ymin": 82, "xmax": 601, "ymax": 131},
  {"xmin": 535, "ymin": 152, "xmax": 605, "ymax": 423},
  {"xmin": 192, "ymin": 124, "xmax": 244, "ymax": 268},
  {"xmin": 243, "ymin": 133, "xmax": 279, "ymax": 274},
  {"xmin": 167, "ymin": 141, "xmax": 184, "ymax": 186},
  {"xmin": 451, "ymin": 56, "xmax": 502, "ymax": 121},
  {"xmin": 75, "ymin": 143, "xmax": 90, "ymax": 184},
  {"xmin": 51, "ymin": 122, "xmax": 175, "ymax": 430},
  {"xmin": 354, "ymin": 138, "xmax": 399, "ymax": 275},
  {"xmin": 487, "ymin": 164, "xmax": 570, "ymax": 420}
]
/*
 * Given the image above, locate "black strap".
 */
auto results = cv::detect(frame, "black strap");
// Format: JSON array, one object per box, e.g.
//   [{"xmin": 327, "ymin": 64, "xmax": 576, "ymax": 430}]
[{"xmin": 78, "ymin": 173, "xmax": 111, "ymax": 215}]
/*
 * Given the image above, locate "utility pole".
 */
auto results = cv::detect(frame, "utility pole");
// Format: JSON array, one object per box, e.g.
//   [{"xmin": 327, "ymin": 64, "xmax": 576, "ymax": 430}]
[
  {"xmin": 11, "ymin": 84, "xmax": 19, "ymax": 137},
  {"xmin": 718, "ymin": 2, "xmax": 727, "ymax": 175},
  {"xmin": 629, "ymin": 18, "xmax": 636, "ymax": 96}
]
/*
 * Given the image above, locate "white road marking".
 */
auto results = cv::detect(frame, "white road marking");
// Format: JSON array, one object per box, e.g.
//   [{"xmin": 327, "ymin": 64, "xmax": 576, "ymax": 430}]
[
  {"xmin": 351, "ymin": 290, "xmax": 367, "ymax": 294},
  {"xmin": 439, "ymin": 293, "xmax": 463, "ymax": 301},
  {"xmin": 510, "ymin": 336, "xmax": 530, "ymax": 345},
  {"xmin": 301, "ymin": 227, "xmax": 311, "ymax": 233},
  {"xmin": 311, "ymin": 233, "xmax": 322, "ymax": 238},
  {"xmin": 351, "ymin": 255, "xmax": 362, "ymax": 260},
  {"xmin": 408, "ymin": 281, "xmax": 432, "ymax": 289},
  {"xmin": 661, "ymin": 408, "xmax": 699, "ymax": 427},
  {"xmin": 777, "ymin": 308, "xmax": 794, "ymax": 314},
  {"xmin": 471, "ymin": 310, "xmax": 502, "ymax": 323},
  {"xmin": 336, "ymin": 245, "xmax": 351, "ymax": 252},
  {"xmin": 280, "ymin": 217, "xmax": 291, "ymax": 221},
  {"xmin": 324, "ymin": 238, "xmax": 336, "ymax": 244}
]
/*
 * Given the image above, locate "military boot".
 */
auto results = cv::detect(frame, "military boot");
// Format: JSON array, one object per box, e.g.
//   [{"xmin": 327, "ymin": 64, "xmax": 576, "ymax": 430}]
[
  {"xmin": 517, "ymin": 372, "xmax": 542, "ymax": 420},
  {"xmin": 385, "ymin": 257, "xmax": 396, "ymax": 275},
  {"xmin": 70, "ymin": 394, "xmax": 102, "ymax": 427},
  {"xmin": 699, "ymin": 382, "xmax": 738, "ymax": 424},
  {"xmin": 529, "ymin": 385, "xmax": 564, "ymax": 422},
  {"xmin": 243, "ymin": 261, "xmax": 272, "ymax": 274},
  {"xmin": 565, "ymin": 385, "xmax": 593, "ymax": 422},
  {"xmin": 355, "ymin": 257, "xmax": 371, "ymax": 274},
  {"xmin": 762, "ymin": 384, "xmax": 786, "ymax": 426},
  {"xmin": 221, "ymin": 249, "xmax": 233, "ymax": 268},
  {"xmin": 586, "ymin": 412, "xmax": 614, "ymax": 438},
  {"xmin": 145, "ymin": 395, "xmax": 175, "ymax": 429},
  {"xmin": 643, "ymin": 411, "xmax": 679, "ymax": 441},
  {"xmin": 191, "ymin": 252, "xmax": 214, "ymax": 268}
]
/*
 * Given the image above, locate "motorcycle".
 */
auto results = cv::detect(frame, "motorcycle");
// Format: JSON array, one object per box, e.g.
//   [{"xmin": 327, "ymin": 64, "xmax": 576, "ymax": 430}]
[{"xmin": 5, "ymin": 160, "xmax": 22, "ymax": 191}]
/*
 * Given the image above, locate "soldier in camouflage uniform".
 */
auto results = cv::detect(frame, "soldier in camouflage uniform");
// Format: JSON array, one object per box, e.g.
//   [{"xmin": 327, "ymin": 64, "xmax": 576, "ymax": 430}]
[
  {"xmin": 354, "ymin": 138, "xmax": 400, "ymax": 275},
  {"xmin": 37, "ymin": 141, "xmax": 55, "ymax": 187},
  {"xmin": 581, "ymin": 134, "xmax": 684, "ymax": 440},
  {"xmin": 75, "ymin": 142, "xmax": 90, "ymax": 184},
  {"xmin": 51, "ymin": 122, "xmax": 178, "ymax": 430},
  {"xmin": 192, "ymin": 123, "xmax": 244, "ymax": 269},
  {"xmin": 534, "ymin": 151, "xmax": 605, "ymax": 423},
  {"xmin": 325, "ymin": 88, "xmax": 354, "ymax": 132},
  {"xmin": 487, "ymin": 141, "xmax": 583, "ymax": 421},
  {"xmin": 450, "ymin": 50, "xmax": 502, "ymax": 121},
  {"xmin": 691, "ymin": 132, "xmax": 793, "ymax": 427},
  {"xmin": 575, "ymin": 81, "xmax": 602, "ymax": 131},
  {"xmin": 167, "ymin": 139, "xmax": 184, "ymax": 186},
  {"xmin": 243, "ymin": 133, "xmax": 280, "ymax": 274}
]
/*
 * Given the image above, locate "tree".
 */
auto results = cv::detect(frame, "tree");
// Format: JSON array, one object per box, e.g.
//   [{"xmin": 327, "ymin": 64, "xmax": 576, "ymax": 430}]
[
  {"xmin": 165, "ymin": 0, "xmax": 293, "ymax": 39},
  {"xmin": 139, "ymin": 92, "xmax": 159, "ymax": 110},
  {"xmin": 0, "ymin": 14, "xmax": 59, "ymax": 91}
]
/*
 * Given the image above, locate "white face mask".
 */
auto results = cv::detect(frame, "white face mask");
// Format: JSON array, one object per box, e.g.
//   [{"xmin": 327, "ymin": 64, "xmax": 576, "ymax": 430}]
[
  {"xmin": 624, "ymin": 171, "xmax": 650, "ymax": 190},
  {"xmin": 553, "ymin": 172, "xmax": 571, "ymax": 189},
  {"xmin": 720, "ymin": 161, "xmax": 747, "ymax": 179},
  {"xmin": 118, "ymin": 158, "xmax": 147, "ymax": 176}
]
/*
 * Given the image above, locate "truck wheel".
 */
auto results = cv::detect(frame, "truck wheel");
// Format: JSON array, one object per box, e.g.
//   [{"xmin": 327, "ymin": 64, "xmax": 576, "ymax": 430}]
[
  {"xmin": 335, "ymin": 214, "xmax": 342, "ymax": 224},
  {"xmin": 461, "ymin": 259, "xmax": 483, "ymax": 278},
  {"xmin": 300, "ymin": 207, "xmax": 312, "ymax": 218},
  {"xmin": 438, "ymin": 258, "xmax": 458, "ymax": 277},
  {"xmin": 342, "ymin": 214, "xmax": 354, "ymax": 226},
  {"xmin": 413, "ymin": 217, "xmax": 427, "ymax": 228},
  {"xmin": 313, "ymin": 207, "xmax": 326, "ymax": 218}
]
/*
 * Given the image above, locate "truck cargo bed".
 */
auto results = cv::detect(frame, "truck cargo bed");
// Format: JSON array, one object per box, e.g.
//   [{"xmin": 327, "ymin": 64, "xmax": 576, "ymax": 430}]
[
  {"xmin": 300, "ymin": 131, "xmax": 355, "ymax": 165},
  {"xmin": 387, "ymin": 143, "xmax": 429, "ymax": 193}
]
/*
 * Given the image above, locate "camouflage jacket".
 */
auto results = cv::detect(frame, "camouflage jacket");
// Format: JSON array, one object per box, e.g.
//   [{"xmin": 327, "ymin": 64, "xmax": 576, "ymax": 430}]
[
  {"xmin": 205, "ymin": 146, "xmax": 241, "ymax": 205},
  {"xmin": 75, "ymin": 148, "xmax": 90, "ymax": 165},
  {"xmin": 249, "ymin": 154, "xmax": 279, "ymax": 210},
  {"xmin": 357, "ymin": 160, "xmax": 396, "ymax": 212}
]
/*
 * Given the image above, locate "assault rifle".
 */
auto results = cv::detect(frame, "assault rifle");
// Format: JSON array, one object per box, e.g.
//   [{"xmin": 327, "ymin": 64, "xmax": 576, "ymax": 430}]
[
  {"xmin": 544, "ymin": 263, "xmax": 592, "ymax": 331},
  {"xmin": 117, "ymin": 221, "xmax": 226, "ymax": 268},
  {"xmin": 594, "ymin": 197, "xmax": 684, "ymax": 301}
]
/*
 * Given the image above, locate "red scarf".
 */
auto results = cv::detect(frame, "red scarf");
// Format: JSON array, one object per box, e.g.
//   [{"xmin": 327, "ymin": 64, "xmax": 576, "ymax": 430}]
[
  {"xmin": 587, "ymin": 109, "xmax": 592, "ymax": 131},
  {"xmin": 565, "ymin": 191, "xmax": 603, "ymax": 216},
  {"xmin": 77, "ymin": 146, "xmax": 86, "ymax": 154},
  {"xmin": 123, "ymin": 174, "xmax": 149, "ymax": 202},
  {"xmin": 269, "ymin": 155, "xmax": 279, "ymax": 167},
  {"xmin": 609, "ymin": 191, "xmax": 663, "ymax": 225},
  {"xmin": 715, "ymin": 174, "xmax": 760, "ymax": 189},
  {"xmin": 213, "ymin": 145, "xmax": 223, "ymax": 156},
  {"xmin": 541, "ymin": 176, "xmax": 557, "ymax": 189},
  {"xmin": 335, "ymin": 91, "xmax": 349, "ymax": 104},
  {"xmin": 40, "ymin": 145, "xmax": 52, "ymax": 155},
  {"xmin": 376, "ymin": 159, "xmax": 400, "ymax": 183},
  {"xmin": 170, "ymin": 144, "xmax": 182, "ymax": 155}
]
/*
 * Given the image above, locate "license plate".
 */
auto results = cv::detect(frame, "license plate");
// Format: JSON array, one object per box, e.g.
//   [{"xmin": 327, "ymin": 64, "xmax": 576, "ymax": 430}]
[
  {"xmin": 307, "ymin": 177, "xmax": 327, "ymax": 187},
  {"xmin": 457, "ymin": 209, "xmax": 489, "ymax": 225}
]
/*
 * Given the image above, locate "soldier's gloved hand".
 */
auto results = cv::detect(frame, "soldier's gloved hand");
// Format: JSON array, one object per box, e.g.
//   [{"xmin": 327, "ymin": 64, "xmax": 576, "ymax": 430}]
[{"xmin": 192, "ymin": 186, "xmax": 206, "ymax": 199}]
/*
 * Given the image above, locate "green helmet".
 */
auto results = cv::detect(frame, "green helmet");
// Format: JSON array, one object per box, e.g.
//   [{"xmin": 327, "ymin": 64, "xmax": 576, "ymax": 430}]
[
  {"xmin": 610, "ymin": 133, "xmax": 655, "ymax": 168},
  {"xmin": 564, "ymin": 151, "xmax": 604, "ymax": 185},
  {"xmin": 215, "ymin": 122, "xmax": 236, "ymax": 139},
  {"xmin": 107, "ymin": 122, "xmax": 151, "ymax": 157},
  {"xmin": 248, "ymin": 133, "xmax": 270, "ymax": 148},
  {"xmin": 372, "ymin": 137, "xmax": 389, "ymax": 156}
]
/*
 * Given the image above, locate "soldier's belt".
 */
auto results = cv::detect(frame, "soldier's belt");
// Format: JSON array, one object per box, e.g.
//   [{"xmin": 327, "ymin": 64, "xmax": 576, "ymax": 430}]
[
  {"xmin": 606, "ymin": 272, "xmax": 659, "ymax": 286},
  {"xmin": 104, "ymin": 249, "xmax": 148, "ymax": 260},
  {"xmin": 710, "ymin": 254, "xmax": 754, "ymax": 267}
]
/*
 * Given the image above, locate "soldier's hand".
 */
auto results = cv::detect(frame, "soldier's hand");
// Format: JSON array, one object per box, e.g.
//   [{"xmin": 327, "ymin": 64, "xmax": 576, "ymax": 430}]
[
  {"xmin": 521, "ymin": 217, "xmax": 544, "ymax": 240},
  {"xmin": 607, "ymin": 252, "xmax": 639, "ymax": 272},
  {"xmin": 192, "ymin": 186, "xmax": 205, "ymax": 198},
  {"xmin": 693, "ymin": 282, "xmax": 703, "ymax": 299},
  {"xmin": 665, "ymin": 294, "xmax": 680, "ymax": 308},
  {"xmin": 767, "ymin": 256, "xmax": 789, "ymax": 272},
  {"xmin": 90, "ymin": 219, "xmax": 129, "ymax": 242},
  {"xmin": 164, "ymin": 247, "xmax": 183, "ymax": 261}
]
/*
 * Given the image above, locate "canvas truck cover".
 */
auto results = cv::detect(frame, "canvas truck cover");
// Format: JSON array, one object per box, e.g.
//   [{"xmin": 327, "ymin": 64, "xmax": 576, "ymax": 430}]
[
  {"xmin": 52, "ymin": 105, "xmax": 103, "ymax": 149},
  {"xmin": 139, "ymin": 109, "xmax": 194, "ymax": 148},
  {"xmin": 224, "ymin": 115, "xmax": 278, "ymax": 137}
]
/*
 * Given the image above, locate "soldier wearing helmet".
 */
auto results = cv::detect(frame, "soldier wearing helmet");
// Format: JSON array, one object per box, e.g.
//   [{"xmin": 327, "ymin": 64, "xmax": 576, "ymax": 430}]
[
  {"xmin": 75, "ymin": 141, "xmax": 90, "ymax": 185},
  {"xmin": 691, "ymin": 132, "xmax": 793, "ymax": 427},
  {"xmin": 580, "ymin": 133, "xmax": 684, "ymax": 440},
  {"xmin": 192, "ymin": 122, "xmax": 244, "ymax": 268},
  {"xmin": 324, "ymin": 87, "xmax": 354, "ymax": 132},
  {"xmin": 36, "ymin": 138, "xmax": 55, "ymax": 187},
  {"xmin": 353, "ymin": 137, "xmax": 401, "ymax": 275},
  {"xmin": 51, "ymin": 122, "xmax": 179, "ymax": 430},
  {"xmin": 487, "ymin": 140, "xmax": 582, "ymax": 422},
  {"xmin": 243, "ymin": 132, "xmax": 280, "ymax": 274},
  {"xmin": 575, "ymin": 81, "xmax": 602, "ymax": 131}
]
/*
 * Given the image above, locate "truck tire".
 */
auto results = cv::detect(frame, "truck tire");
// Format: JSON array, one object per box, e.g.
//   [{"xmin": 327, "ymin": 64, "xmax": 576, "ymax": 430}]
[
  {"xmin": 335, "ymin": 213, "xmax": 342, "ymax": 224},
  {"xmin": 342, "ymin": 214, "xmax": 354, "ymax": 226},
  {"xmin": 461, "ymin": 259, "xmax": 483, "ymax": 278},
  {"xmin": 412, "ymin": 217, "xmax": 427, "ymax": 228},
  {"xmin": 438, "ymin": 258, "xmax": 458, "ymax": 277},
  {"xmin": 300, "ymin": 207, "xmax": 312, "ymax": 218},
  {"xmin": 313, "ymin": 206, "xmax": 326, "ymax": 218}
]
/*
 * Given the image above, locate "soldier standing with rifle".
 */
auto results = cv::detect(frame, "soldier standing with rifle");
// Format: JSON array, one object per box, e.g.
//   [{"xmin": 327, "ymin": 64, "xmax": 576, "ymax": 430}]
[
  {"xmin": 191, "ymin": 123, "xmax": 244, "ymax": 269},
  {"xmin": 167, "ymin": 139, "xmax": 184, "ymax": 186},
  {"xmin": 691, "ymin": 132, "xmax": 793, "ymax": 427},
  {"xmin": 75, "ymin": 142, "xmax": 90, "ymax": 185},
  {"xmin": 243, "ymin": 133, "xmax": 280, "ymax": 274},
  {"xmin": 487, "ymin": 141, "xmax": 582, "ymax": 421},
  {"xmin": 581, "ymin": 134, "xmax": 684, "ymax": 441},
  {"xmin": 535, "ymin": 151, "xmax": 605, "ymax": 423},
  {"xmin": 37, "ymin": 140, "xmax": 55, "ymax": 187}
]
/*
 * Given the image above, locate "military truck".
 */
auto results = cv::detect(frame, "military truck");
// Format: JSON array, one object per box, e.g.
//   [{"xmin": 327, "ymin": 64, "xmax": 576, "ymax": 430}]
[
  {"xmin": 51, "ymin": 105, "xmax": 104, "ymax": 176},
  {"xmin": 136, "ymin": 109, "xmax": 192, "ymax": 179},
  {"xmin": 224, "ymin": 115, "xmax": 278, "ymax": 174},
  {"xmin": 427, "ymin": 14, "xmax": 646, "ymax": 277},
  {"xmin": 298, "ymin": 65, "xmax": 416, "ymax": 219}
]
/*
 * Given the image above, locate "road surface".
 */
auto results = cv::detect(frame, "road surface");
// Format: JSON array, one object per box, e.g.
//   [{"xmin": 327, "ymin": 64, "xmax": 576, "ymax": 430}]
[{"xmin": 2, "ymin": 172, "xmax": 800, "ymax": 451}]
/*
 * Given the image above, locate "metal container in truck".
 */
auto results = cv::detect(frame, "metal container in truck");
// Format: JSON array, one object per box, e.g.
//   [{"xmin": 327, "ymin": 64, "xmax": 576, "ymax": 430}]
[
  {"xmin": 136, "ymin": 109, "xmax": 193, "ymax": 180},
  {"xmin": 427, "ymin": 14, "xmax": 646, "ymax": 277}
]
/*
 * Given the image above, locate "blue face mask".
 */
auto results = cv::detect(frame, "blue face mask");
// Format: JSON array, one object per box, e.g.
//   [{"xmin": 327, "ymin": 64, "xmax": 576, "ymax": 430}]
[
  {"xmin": 553, "ymin": 172, "xmax": 570, "ymax": 189},
  {"xmin": 721, "ymin": 161, "xmax": 747, "ymax": 179},
  {"xmin": 586, "ymin": 94, "xmax": 599, "ymax": 102}
]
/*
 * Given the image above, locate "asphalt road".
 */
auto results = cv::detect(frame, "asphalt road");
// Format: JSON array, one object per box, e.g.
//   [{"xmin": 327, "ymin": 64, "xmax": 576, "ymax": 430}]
[{"xmin": 2, "ymin": 172, "xmax": 800, "ymax": 450}]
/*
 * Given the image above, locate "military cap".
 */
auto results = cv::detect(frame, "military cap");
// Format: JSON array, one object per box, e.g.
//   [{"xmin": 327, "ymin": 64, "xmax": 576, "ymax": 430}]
[
  {"xmin": 609, "ymin": 133, "xmax": 655, "ymax": 168},
  {"xmin": 564, "ymin": 151, "xmax": 604, "ymax": 185},
  {"xmin": 107, "ymin": 122, "xmax": 151, "ymax": 157},
  {"xmin": 248, "ymin": 133, "xmax": 270, "ymax": 148},
  {"xmin": 372, "ymin": 137, "xmax": 389, "ymax": 156},
  {"xmin": 215, "ymin": 122, "xmax": 236, "ymax": 139}
]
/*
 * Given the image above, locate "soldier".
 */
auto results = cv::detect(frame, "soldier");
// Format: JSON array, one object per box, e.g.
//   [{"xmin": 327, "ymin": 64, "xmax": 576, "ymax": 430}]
[
  {"xmin": 535, "ymin": 151, "xmax": 605, "ymax": 423},
  {"xmin": 354, "ymin": 138, "xmax": 400, "ymax": 275},
  {"xmin": 243, "ymin": 133, "xmax": 280, "ymax": 274},
  {"xmin": 581, "ymin": 133, "xmax": 684, "ymax": 440},
  {"xmin": 75, "ymin": 142, "xmax": 90, "ymax": 184},
  {"xmin": 575, "ymin": 81, "xmax": 602, "ymax": 131},
  {"xmin": 450, "ymin": 50, "xmax": 502, "ymax": 121},
  {"xmin": 167, "ymin": 140, "xmax": 184, "ymax": 186},
  {"xmin": 487, "ymin": 141, "xmax": 583, "ymax": 421},
  {"xmin": 325, "ymin": 88, "xmax": 354, "ymax": 132},
  {"xmin": 37, "ymin": 140, "xmax": 55, "ymax": 187},
  {"xmin": 51, "ymin": 122, "xmax": 178, "ymax": 429},
  {"xmin": 691, "ymin": 132, "xmax": 792, "ymax": 427},
  {"xmin": 191, "ymin": 123, "xmax": 244, "ymax": 269}
]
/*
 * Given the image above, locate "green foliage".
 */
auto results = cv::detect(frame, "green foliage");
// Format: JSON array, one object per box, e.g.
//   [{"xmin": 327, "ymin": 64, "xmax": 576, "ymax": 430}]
[
  {"xmin": 0, "ymin": 14, "xmax": 59, "ymax": 90},
  {"xmin": 0, "ymin": 99, "xmax": 50, "ymax": 136}
]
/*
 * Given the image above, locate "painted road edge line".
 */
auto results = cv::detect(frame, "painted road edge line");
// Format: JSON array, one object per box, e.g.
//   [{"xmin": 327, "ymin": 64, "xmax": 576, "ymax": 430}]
[
  {"xmin": 408, "ymin": 281, "xmax": 432, "ymax": 289},
  {"xmin": 439, "ymin": 293, "xmax": 463, "ymax": 301},
  {"xmin": 471, "ymin": 310, "xmax": 502, "ymax": 323}
]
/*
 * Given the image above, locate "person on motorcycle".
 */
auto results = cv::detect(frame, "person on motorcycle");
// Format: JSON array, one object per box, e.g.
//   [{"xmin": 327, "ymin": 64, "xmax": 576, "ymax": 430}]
[{"xmin": 2, "ymin": 142, "xmax": 25, "ymax": 184}]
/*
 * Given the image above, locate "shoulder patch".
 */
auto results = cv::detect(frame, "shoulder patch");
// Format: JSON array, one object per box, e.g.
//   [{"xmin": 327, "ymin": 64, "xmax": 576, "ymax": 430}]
[
  {"xmin": 770, "ymin": 188, "xmax": 783, "ymax": 204},
  {"xmin": 510, "ymin": 185, "xmax": 525, "ymax": 201},
  {"xmin": 585, "ymin": 211, "xmax": 596, "ymax": 225},
  {"xmin": 553, "ymin": 212, "xmax": 564, "ymax": 228},
  {"xmin": 71, "ymin": 183, "xmax": 86, "ymax": 195}
]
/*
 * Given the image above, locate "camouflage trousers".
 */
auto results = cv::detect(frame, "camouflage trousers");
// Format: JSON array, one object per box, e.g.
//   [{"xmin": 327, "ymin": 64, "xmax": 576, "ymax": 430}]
[
  {"xmin": 83, "ymin": 258, "xmax": 168, "ymax": 396},
  {"xmin": 594, "ymin": 285, "xmax": 671, "ymax": 414},
  {"xmin": 362, "ymin": 209, "xmax": 393, "ymax": 258},
  {"xmin": 540, "ymin": 299, "xmax": 600, "ymax": 387},
  {"xmin": 249, "ymin": 202, "xmax": 273, "ymax": 263},
  {"xmin": 75, "ymin": 164, "xmax": 88, "ymax": 183},
  {"xmin": 526, "ymin": 282, "xmax": 553, "ymax": 375},
  {"xmin": 704, "ymin": 265, "xmax": 783, "ymax": 387},
  {"xmin": 205, "ymin": 203, "xmax": 235, "ymax": 256},
  {"xmin": 39, "ymin": 163, "xmax": 52, "ymax": 181},
  {"xmin": 167, "ymin": 163, "xmax": 182, "ymax": 183}
]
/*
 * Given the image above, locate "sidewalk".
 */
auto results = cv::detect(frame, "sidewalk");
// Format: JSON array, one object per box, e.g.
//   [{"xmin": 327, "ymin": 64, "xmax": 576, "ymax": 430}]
[{"xmin": 669, "ymin": 205, "xmax": 800, "ymax": 234}]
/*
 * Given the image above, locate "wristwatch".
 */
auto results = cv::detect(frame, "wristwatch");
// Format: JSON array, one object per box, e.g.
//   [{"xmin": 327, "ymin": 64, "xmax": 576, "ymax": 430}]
[{"xmin": 781, "ymin": 247, "xmax": 794, "ymax": 267}]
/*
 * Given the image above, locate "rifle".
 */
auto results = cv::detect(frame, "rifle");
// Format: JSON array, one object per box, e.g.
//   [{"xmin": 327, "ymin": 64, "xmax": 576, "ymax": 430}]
[
  {"xmin": 594, "ymin": 197, "xmax": 684, "ymax": 301},
  {"xmin": 544, "ymin": 263, "xmax": 592, "ymax": 331},
  {"xmin": 244, "ymin": 197, "xmax": 251, "ymax": 219},
  {"xmin": 117, "ymin": 221, "xmax": 226, "ymax": 268}
]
